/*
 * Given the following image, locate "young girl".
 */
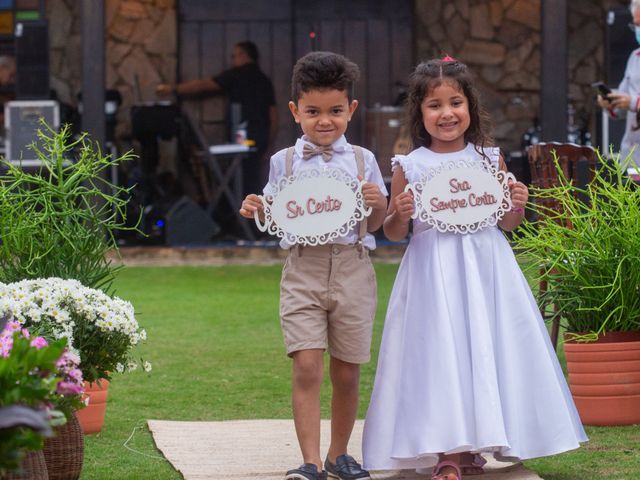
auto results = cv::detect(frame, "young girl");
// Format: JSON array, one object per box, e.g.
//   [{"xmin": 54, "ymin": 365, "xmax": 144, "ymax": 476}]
[{"xmin": 362, "ymin": 58, "xmax": 587, "ymax": 480}]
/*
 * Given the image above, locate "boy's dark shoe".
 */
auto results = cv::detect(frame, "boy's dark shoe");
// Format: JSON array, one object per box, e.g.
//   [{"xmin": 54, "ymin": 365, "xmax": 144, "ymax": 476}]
[
  {"xmin": 285, "ymin": 463, "xmax": 328, "ymax": 480},
  {"xmin": 324, "ymin": 455, "xmax": 371, "ymax": 480}
]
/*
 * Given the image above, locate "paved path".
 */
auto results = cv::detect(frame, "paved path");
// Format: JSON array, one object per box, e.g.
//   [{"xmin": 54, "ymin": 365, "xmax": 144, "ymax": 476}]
[{"xmin": 148, "ymin": 419, "xmax": 542, "ymax": 480}]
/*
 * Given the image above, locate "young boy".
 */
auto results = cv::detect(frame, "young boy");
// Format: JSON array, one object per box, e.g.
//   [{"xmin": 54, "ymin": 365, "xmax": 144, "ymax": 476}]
[{"xmin": 240, "ymin": 52, "xmax": 388, "ymax": 480}]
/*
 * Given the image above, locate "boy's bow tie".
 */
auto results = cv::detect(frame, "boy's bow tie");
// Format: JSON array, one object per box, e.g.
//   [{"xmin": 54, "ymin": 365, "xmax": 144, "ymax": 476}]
[{"xmin": 302, "ymin": 143, "xmax": 333, "ymax": 162}]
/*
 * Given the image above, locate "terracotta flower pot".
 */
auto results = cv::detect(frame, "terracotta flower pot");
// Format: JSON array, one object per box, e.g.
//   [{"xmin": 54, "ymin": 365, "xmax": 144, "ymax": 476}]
[
  {"xmin": 565, "ymin": 331, "xmax": 640, "ymax": 426},
  {"xmin": 76, "ymin": 379, "xmax": 110, "ymax": 434}
]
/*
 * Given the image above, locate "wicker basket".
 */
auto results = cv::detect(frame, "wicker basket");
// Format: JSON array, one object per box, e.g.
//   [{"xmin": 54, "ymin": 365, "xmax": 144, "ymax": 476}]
[
  {"xmin": 2, "ymin": 449, "xmax": 49, "ymax": 479},
  {"xmin": 42, "ymin": 411, "xmax": 84, "ymax": 480}
]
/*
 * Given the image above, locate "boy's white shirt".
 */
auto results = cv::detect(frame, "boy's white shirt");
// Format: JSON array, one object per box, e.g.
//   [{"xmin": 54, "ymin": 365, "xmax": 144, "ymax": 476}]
[{"xmin": 264, "ymin": 135, "xmax": 388, "ymax": 250}]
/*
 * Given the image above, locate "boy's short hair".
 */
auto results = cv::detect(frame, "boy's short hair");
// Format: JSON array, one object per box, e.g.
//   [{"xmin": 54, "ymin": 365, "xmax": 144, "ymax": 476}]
[{"xmin": 291, "ymin": 51, "xmax": 360, "ymax": 102}]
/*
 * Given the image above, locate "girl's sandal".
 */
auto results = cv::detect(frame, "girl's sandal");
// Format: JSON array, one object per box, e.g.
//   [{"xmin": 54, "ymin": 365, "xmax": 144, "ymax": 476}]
[
  {"xmin": 431, "ymin": 460, "xmax": 462, "ymax": 480},
  {"xmin": 460, "ymin": 453, "xmax": 486, "ymax": 475}
]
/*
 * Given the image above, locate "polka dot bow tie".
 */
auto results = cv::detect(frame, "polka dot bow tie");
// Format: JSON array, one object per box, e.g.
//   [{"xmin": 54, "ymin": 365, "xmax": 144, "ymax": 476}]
[{"xmin": 302, "ymin": 143, "xmax": 333, "ymax": 162}]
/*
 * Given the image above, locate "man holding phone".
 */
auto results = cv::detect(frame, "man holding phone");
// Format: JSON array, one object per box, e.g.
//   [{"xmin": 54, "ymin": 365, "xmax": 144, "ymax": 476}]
[
  {"xmin": 593, "ymin": 82, "xmax": 612, "ymax": 100},
  {"xmin": 597, "ymin": 0, "xmax": 640, "ymax": 168}
]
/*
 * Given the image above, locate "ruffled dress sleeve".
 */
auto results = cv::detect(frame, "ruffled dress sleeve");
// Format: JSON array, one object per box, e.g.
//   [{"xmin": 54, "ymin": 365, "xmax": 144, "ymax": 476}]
[
  {"xmin": 390, "ymin": 154, "xmax": 413, "ymax": 181},
  {"xmin": 488, "ymin": 146, "xmax": 501, "ymax": 169}
]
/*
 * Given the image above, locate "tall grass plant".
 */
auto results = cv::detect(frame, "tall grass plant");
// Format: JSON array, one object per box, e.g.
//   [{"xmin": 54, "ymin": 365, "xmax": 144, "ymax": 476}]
[
  {"xmin": 514, "ymin": 151, "xmax": 640, "ymax": 340},
  {"xmin": 0, "ymin": 124, "xmax": 138, "ymax": 294}
]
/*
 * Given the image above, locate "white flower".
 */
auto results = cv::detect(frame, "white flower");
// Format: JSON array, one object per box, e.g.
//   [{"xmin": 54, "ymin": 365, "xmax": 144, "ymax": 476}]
[
  {"xmin": 0, "ymin": 277, "xmax": 148, "ymax": 377},
  {"xmin": 142, "ymin": 361, "xmax": 152, "ymax": 372},
  {"xmin": 25, "ymin": 307, "xmax": 43, "ymax": 322}
]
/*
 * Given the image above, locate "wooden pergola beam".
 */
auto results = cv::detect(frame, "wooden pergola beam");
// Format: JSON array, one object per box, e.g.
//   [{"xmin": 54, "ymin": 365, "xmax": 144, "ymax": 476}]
[
  {"xmin": 81, "ymin": 0, "xmax": 105, "ymax": 148},
  {"xmin": 541, "ymin": 0, "xmax": 567, "ymax": 142}
]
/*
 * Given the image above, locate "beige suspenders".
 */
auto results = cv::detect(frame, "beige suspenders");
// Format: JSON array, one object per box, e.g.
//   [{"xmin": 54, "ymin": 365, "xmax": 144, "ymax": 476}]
[
  {"xmin": 285, "ymin": 145, "xmax": 368, "ymax": 243},
  {"xmin": 285, "ymin": 146, "xmax": 295, "ymax": 177}
]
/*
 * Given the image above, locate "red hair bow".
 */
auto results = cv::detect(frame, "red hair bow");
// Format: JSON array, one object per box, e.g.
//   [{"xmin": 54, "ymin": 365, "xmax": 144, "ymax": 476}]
[{"xmin": 441, "ymin": 55, "xmax": 457, "ymax": 62}]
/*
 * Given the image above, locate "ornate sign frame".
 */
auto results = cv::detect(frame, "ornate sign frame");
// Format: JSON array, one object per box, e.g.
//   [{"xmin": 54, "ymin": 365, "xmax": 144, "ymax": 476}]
[
  {"xmin": 405, "ymin": 158, "xmax": 515, "ymax": 234},
  {"xmin": 254, "ymin": 168, "xmax": 372, "ymax": 246}
]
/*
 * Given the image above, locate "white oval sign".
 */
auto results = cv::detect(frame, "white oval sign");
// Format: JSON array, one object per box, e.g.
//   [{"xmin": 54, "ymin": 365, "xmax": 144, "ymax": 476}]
[
  {"xmin": 255, "ymin": 168, "xmax": 371, "ymax": 245},
  {"xmin": 406, "ymin": 159, "xmax": 514, "ymax": 234}
]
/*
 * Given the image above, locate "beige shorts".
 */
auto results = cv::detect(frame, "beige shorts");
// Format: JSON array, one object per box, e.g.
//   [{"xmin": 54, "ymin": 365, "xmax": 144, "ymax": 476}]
[{"xmin": 280, "ymin": 244, "xmax": 377, "ymax": 364}]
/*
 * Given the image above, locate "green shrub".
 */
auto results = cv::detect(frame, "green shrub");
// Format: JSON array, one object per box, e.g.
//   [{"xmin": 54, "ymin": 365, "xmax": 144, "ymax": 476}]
[{"xmin": 0, "ymin": 124, "xmax": 139, "ymax": 294}]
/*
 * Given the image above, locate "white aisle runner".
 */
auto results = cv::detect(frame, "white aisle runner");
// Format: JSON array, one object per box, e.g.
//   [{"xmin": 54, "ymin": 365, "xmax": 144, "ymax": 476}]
[{"xmin": 147, "ymin": 419, "xmax": 542, "ymax": 480}]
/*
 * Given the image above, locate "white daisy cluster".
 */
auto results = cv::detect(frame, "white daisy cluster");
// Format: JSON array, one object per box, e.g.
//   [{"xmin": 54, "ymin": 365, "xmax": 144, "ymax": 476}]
[{"xmin": 0, "ymin": 277, "xmax": 149, "ymax": 374}]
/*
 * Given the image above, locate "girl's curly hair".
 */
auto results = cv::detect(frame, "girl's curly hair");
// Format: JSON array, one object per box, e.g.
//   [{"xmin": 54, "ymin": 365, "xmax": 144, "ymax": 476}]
[{"xmin": 405, "ymin": 58, "xmax": 494, "ymax": 157}]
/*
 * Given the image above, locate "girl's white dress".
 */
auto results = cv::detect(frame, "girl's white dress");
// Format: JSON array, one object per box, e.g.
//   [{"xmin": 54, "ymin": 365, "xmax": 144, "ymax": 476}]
[{"xmin": 362, "ymin": 145, "xmax": 587, "ymax": 471}]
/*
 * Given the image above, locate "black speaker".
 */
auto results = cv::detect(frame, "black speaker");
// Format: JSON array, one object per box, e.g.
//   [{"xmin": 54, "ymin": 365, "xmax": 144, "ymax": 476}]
[
  {"xmin": 165, "ymin": 196, "xmax": 220, "ymax": 245},
  {"xmin": 15, "ymin": 21, "xmax": 49, "ymax": 99}
]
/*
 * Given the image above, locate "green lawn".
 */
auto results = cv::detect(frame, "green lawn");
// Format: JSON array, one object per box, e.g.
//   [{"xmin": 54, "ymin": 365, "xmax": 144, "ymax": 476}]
[{"xmin": 79, "ymin": 264, "xmax": 640, "ymax": 479}]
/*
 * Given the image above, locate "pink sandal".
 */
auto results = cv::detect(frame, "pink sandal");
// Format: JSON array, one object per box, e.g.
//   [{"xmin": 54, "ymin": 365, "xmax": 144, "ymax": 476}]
[
  {"xmin": 431, "ymin": 460, "xmax": 462, "ymax": 480},
  {"xmin": 460, "ymin": 453, "xmax": 486, "ymax": 475}
]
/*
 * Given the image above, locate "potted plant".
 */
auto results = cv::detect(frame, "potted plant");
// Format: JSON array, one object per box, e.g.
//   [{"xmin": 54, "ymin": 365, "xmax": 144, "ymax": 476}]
[
  {"xmin": 0, "ymin": 317, "xmax": 83, "ymax": 479},
  {"xmin": 0, "ymin": 278, "xmax": 150, "ymax": 434},
  {"xmin": 0, "ymin": 123, "xmax": 146, "ymax": 435},
  {"xmin": 514, "ymin": 151, "xmax": 640, "ymax": 425}
]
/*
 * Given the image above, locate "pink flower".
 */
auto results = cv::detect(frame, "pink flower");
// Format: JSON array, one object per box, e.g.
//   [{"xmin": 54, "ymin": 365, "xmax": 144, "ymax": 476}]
[
  {"xmin": 66, "ymin": 351, "xmax": 80, "ymax": 366},
  {"xmin": 0, "ymin": 336, "xmax": 12, "ymax": 357},
  {"xmin": 30, "ymin": 337, "xmax": 48, "ymax": 349},
  {"xmin": 56, "ymin": 349, "xmax": 81, "ymax": 371},
  {"xmin": 21, "ymin": 328, "xmax": 30, "ymax": 339},
  {"xmin": 4, "ymin": 321, "xmax": 20, "ymax": 333},
  {"xmin": 67, "ymin": 368, "xmax": 83, "ymax": 383},
  {"xmin": 56, "ymin": 381, "xmax": 84, "ymax": 396},
  {"xmin": 0, "ymin": 322, "xmax": 21, "ymax": 357}
]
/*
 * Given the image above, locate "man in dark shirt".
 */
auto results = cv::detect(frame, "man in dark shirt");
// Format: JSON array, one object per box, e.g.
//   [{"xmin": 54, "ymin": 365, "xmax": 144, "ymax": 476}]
[{"xmin": 157, "ymin": 41, "xmax": 277, "ymax": 197}]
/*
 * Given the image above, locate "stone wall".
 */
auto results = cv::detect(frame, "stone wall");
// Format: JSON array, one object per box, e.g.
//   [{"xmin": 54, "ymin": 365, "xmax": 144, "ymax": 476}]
[
  {"xmin": 47, "ymin": 0, "xmax": 81, "ymax": 109},
  {"xmin": 415, "ymin": 0, "xmax": 628, "ymax": 152},
  {"xmin": 47, "ymin": 0, "xmax": 176, "ymax": 141},
  {"xmin": 48, "ymin": 0, "xmax": 630, "ymax": 152}
]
